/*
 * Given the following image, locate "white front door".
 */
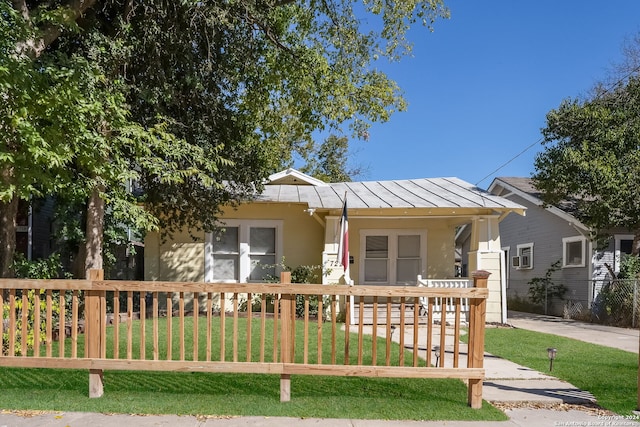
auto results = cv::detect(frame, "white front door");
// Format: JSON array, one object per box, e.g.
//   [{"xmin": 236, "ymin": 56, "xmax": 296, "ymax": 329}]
[{"xmin": 359, "ymin": 229, "xmax": 427, "ymax": 285}]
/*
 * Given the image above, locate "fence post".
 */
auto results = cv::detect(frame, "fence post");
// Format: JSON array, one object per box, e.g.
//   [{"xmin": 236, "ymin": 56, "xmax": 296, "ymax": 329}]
[
  {"xmin": 279, "ymin": 271, "xmax": 293, "ymax": 402},
  {"xmin": 467, "ymin": 270, "xmax": 489, "ymax": 409},
  {"xmin": 633, "ymin": 280, "xmax": 637, "ymax": 329},
  {"xmin": 86, "ymin": 269, "xmax": 105, "ymax": 398}
]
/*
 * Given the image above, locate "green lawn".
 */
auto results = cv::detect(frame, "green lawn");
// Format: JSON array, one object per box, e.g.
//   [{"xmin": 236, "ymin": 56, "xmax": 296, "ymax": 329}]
[
  {"xmin": 0, "ymin": 317, "xmax": 507, "ymax": 421},
  {"xmin": 483, "ymin": 327, "xmax": 638, "ymax": 416}
]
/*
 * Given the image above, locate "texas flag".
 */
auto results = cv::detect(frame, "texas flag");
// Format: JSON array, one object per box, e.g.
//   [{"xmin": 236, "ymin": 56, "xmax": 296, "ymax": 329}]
[{"xmin": 337, "ymin": 194, "xmax": 350, "ymax": 282}]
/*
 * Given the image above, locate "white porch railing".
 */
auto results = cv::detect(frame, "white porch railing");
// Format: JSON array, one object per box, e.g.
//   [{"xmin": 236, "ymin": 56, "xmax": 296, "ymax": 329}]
[{"xmin": 417, "ymin": 276, "xmax": 472, "ymax": 319}]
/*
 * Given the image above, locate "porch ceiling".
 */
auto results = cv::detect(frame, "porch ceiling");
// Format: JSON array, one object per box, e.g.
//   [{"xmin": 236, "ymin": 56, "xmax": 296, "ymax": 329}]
[{"xmin": 255, "ymin": 177, "xmax": 526, "ymax": 215}]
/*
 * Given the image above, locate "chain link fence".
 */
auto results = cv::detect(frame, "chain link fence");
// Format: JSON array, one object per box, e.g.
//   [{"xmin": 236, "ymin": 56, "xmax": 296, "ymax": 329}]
[
  {"xmin": 507, "ymin": 278, "xmax": 640, "ymax": 328},
  {"xmin": 590, "ymin": 279, "xmax": 640, "ymax": 328}
]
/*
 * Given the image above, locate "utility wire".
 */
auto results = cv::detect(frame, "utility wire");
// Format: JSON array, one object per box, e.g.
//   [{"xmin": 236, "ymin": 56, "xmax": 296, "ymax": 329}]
[
  {"xmin": 474, "ymin": 63, "xmax": 640, "ymax": 188},
  {"xmin": 474, "ymin": 138, "xmax": 542, "ymax": 186}
]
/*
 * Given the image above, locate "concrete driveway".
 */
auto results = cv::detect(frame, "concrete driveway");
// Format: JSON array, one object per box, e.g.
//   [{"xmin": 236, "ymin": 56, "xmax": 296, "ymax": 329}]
[{"xmin": 507, "ymin": 311, "xmax": 639, "ymax": 354}]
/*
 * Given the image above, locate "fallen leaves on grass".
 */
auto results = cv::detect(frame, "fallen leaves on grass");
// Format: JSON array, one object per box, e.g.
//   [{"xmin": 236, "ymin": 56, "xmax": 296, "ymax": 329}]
[{"xmin": 491, "ymin": 401, "xmax": 615, "ymax": 416}]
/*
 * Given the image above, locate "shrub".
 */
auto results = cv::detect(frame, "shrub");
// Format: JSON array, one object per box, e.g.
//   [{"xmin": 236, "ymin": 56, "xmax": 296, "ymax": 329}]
[
  {"xmin": 507, "ymin": 293, "xmax": 544, "ymax": 314},
  {"xmin": 592, "ymin": 255, "xmax": 640, "ymax": 327},
  {"xmin": 2, "ymin": 254, "xmax": 65, "ymax": 356},
  {"xmin": 242, "ymin": 261, "xmax": 323, "ymax": 318},
  {"xmin": 527, "ymin": 260, "xmax": 567, "ymax": 310}
]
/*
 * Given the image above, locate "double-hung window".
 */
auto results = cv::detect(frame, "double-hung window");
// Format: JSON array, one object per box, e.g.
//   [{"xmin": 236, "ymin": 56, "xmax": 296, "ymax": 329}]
[
  {"xmin": 205, "ymin": 220, "xmax": 282, "ymax": 283},
  {"xmin": 360, "ymin": 230, "xmax": 426, "ymax": 285}
]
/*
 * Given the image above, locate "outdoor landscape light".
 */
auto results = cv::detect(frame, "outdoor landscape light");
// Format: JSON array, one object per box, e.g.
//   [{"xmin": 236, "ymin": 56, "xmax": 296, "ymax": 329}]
[
  {"xmin": 547, "ymin": 347, "xmax": 557, "ymax": 371},
  {"xmin": 433, "ymin": 345, "xmax": 440, "ymax": 367}
]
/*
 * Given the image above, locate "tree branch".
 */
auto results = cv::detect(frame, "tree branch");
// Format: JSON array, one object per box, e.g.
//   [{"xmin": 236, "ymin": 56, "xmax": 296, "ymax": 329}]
[
  {"xmin": 273, "ymin": 0, "xmax": 295, "ymax": 6},
  {"xmin": 15, "ymin": 0, "xmax": 99, "ymax": 59},
  {"xmin": 604, "ymin": 263, "xmax": 618, "ymax": 280},
  {"xmin": 12, "ymin": 0, "xmax": 29, "ymax": 20},
  {"xmin": 245, "ymin": 10, "xmax": 295, "ymax": 57}
]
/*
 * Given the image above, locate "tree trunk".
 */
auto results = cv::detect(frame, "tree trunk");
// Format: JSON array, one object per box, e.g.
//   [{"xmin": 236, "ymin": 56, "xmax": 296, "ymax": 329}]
[
  {"xmin": 84, "ymin": 185, "xmax": 105, "ymax": 276},
  {"xmin": 0, "ymin": 195, "xmax": 19, "ymax": 278},
  {"xmin": 13, "ymin": 0, "xmax": 99, "ymax": 60}
]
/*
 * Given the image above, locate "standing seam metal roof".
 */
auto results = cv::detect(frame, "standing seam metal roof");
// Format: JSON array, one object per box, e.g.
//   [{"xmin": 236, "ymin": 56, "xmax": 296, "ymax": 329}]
[{"xmin": 255, "ymin": 177, "xmax": 525, "ymax": 211}]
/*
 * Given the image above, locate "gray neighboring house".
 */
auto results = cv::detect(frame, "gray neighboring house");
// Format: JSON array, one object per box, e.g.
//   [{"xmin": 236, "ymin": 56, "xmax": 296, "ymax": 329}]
[{"xmin": 484, "ymin": 177, "xmax": 635, "ymax": 317}]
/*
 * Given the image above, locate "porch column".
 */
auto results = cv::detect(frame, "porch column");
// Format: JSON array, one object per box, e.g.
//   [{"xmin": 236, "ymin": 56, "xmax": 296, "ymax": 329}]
[
  {"xmin": 321, "ymin": 215, "xmax": 351, "ymax": 322},
  {"xmin": 322, "ymin": 215, "xmax": 345, "ymax": 285},
  {"xmin": 466, "ymin": 216, "xmax": 504, "ymax": 323}
]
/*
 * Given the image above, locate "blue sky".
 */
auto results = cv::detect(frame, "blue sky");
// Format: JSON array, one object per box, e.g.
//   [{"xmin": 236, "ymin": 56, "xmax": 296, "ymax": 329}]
[{"xmin": 346, "ymin": 1, "xmax": 640, "ymax": 188}]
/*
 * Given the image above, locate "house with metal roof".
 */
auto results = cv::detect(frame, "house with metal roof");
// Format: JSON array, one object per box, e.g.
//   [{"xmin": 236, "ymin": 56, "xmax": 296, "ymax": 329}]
[
  {"xmin": 144, "ymin": 169, "xmax": 526, "ymax": 323},
  {"xmin": 486, "ymin": 177, "xmax": 635, "ymax": 319}
]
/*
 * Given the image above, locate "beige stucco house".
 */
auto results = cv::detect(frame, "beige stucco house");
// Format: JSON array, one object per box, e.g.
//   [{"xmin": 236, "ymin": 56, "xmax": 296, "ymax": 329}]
[{"xmin": 145, "ymin": 169, "xmax": 525, "ymax": 323}]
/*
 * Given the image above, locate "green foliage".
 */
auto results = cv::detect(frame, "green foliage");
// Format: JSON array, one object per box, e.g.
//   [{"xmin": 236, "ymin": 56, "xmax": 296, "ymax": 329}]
[
  {"xmin": 2, "ymin": 0, "xmax": 449, "ymax": 274},
  {"xmin": 299, "ymin": 134, "xmax": 363, "ymax": 182},
  {"xmin": 2, "ymin": 254, "xmax": 66, "ymax": 355},
  {"xmin": 593, "ymin": 255, "xmax": 640, "ymax": 327},
  {"xmin": 594, "ymin": 280, "xmax": 638, "ymax": 327},
  {"xmin": 533, "ymin": 40, "xmax": 640, "ymax": 241},
  {"xmin": 527, "ymin": 260, "xmax": 567, "ymax": 306},
  {"xmin": 12, "ymin": 253, "xmax": 67, "ymax": 280},
  {"xmin": 1, "ymin": 289, "xmax": 61, "ymax": 356},
  {"xmin": 617, "ymin": 253, "xmax": 640, "ymax": 279},
  {"xmin": 242, "ymin": 260, "xmax": 322, "ymax": 317},
  {"xmin": 289, "ymin": 265, "xmax": 322, "ymax": 318},
  {"xmin": 507, "ymin": 294, "xmax": 546, "ymax": 315},
  {"xmin": 0, "ymin": 9, "xmax": 80, "ymax": 203}
]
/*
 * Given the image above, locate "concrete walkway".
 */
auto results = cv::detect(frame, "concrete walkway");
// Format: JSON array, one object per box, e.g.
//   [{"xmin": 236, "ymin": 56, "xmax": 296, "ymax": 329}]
[
  {"xmin": 0, "ymin": 311, "xmax": 638, "ymax": 427},
  {"xmin": 508, "ymin": 310, "xmax": 639, "ymax": 353}
]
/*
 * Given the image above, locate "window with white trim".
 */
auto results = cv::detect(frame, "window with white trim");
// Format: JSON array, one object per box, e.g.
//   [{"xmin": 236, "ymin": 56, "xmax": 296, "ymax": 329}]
[
  {"xmin": 562, "ymin": 236, "xmax": 586, "ymax": 268},
  {"xmin": 205, "ymin": 220, "xmax": 282, "ymax": 283},
  {"xmin": 514, "ymin": 243, "xmax": 533, "ymax": 269},
  {"xmin": 614, "ymin": 234, "xmax": 634, "ymax": 274},
  {"xmin": 360, "ymin": 230, "xmax": 426, "ymax": 285}
]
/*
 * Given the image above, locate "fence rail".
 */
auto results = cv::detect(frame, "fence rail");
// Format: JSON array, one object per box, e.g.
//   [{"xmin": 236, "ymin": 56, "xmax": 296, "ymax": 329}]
[{"xmin": 1, "ymin": 270, "xmax": 490, "ymax": 408}]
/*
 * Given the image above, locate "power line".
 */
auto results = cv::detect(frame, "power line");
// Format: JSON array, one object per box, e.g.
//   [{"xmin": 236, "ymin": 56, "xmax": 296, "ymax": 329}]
[
  {"xmin": 474, "ymin": 63, "xmax": 640, "ymax": 188},
  {"xmin": 474, "ymin": 138, "xmax": 542, "ymax": 186}
]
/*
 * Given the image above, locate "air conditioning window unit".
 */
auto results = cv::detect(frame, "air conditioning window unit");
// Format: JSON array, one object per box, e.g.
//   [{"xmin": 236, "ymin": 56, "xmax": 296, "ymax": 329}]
[{"xmin": 511, "ymin": 256, "xmax": 520, "ymax": 267}]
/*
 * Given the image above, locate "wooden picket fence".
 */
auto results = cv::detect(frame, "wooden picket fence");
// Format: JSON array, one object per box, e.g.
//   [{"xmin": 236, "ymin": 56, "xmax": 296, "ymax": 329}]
[{"xmin": 0, "ymin": 270, "xmax": 489, "ymax": 408}]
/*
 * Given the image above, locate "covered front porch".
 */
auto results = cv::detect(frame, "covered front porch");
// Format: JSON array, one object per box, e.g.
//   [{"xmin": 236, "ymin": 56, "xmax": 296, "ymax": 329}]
[
  {"xmin": 260, "ymin": 170, "xmax": 525, "ymax": 324},
  {"xmin": 320, "ymin": 210, "xmax": 522, "ymax": 324}
]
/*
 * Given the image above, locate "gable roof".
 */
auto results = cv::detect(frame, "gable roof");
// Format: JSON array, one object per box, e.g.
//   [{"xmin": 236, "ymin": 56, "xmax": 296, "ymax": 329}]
[
  {"xmin": 267, "ymin": 168, "xmax": 328, "ymax": 186},
  {"xmin": 491, "ymin": 177, "xmax": 543, "ymax": 199},
  {"xmin": 489, "ymin": 177, "xmax": 588, "ymax": 232},
  {"xmin": 256, "ymin": 172, "xmax": 525, "ymax": 213}
]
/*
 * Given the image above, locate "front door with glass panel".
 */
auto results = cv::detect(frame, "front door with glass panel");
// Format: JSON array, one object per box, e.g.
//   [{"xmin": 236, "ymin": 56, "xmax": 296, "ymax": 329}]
[{"xmin": 361, "ymin": 230, "xmax": 426, "ymax": 285}]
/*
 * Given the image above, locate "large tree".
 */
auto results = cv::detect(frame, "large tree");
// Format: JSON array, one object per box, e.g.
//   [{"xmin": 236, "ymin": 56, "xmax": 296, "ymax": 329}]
[
  {"xmin": 1, "ymin": 3, "xmax": 223, "ymax": 276},
  {"xmin": 1, "ymin": 0, "xmax": 449, "ymax": 276},
  {"xmin": 300, "ymin": 134, "xmax": 365, "ymax": 182},
  {"xmin": 533, "ymin": 41, "xmax": 640, "ymax": 254}
]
